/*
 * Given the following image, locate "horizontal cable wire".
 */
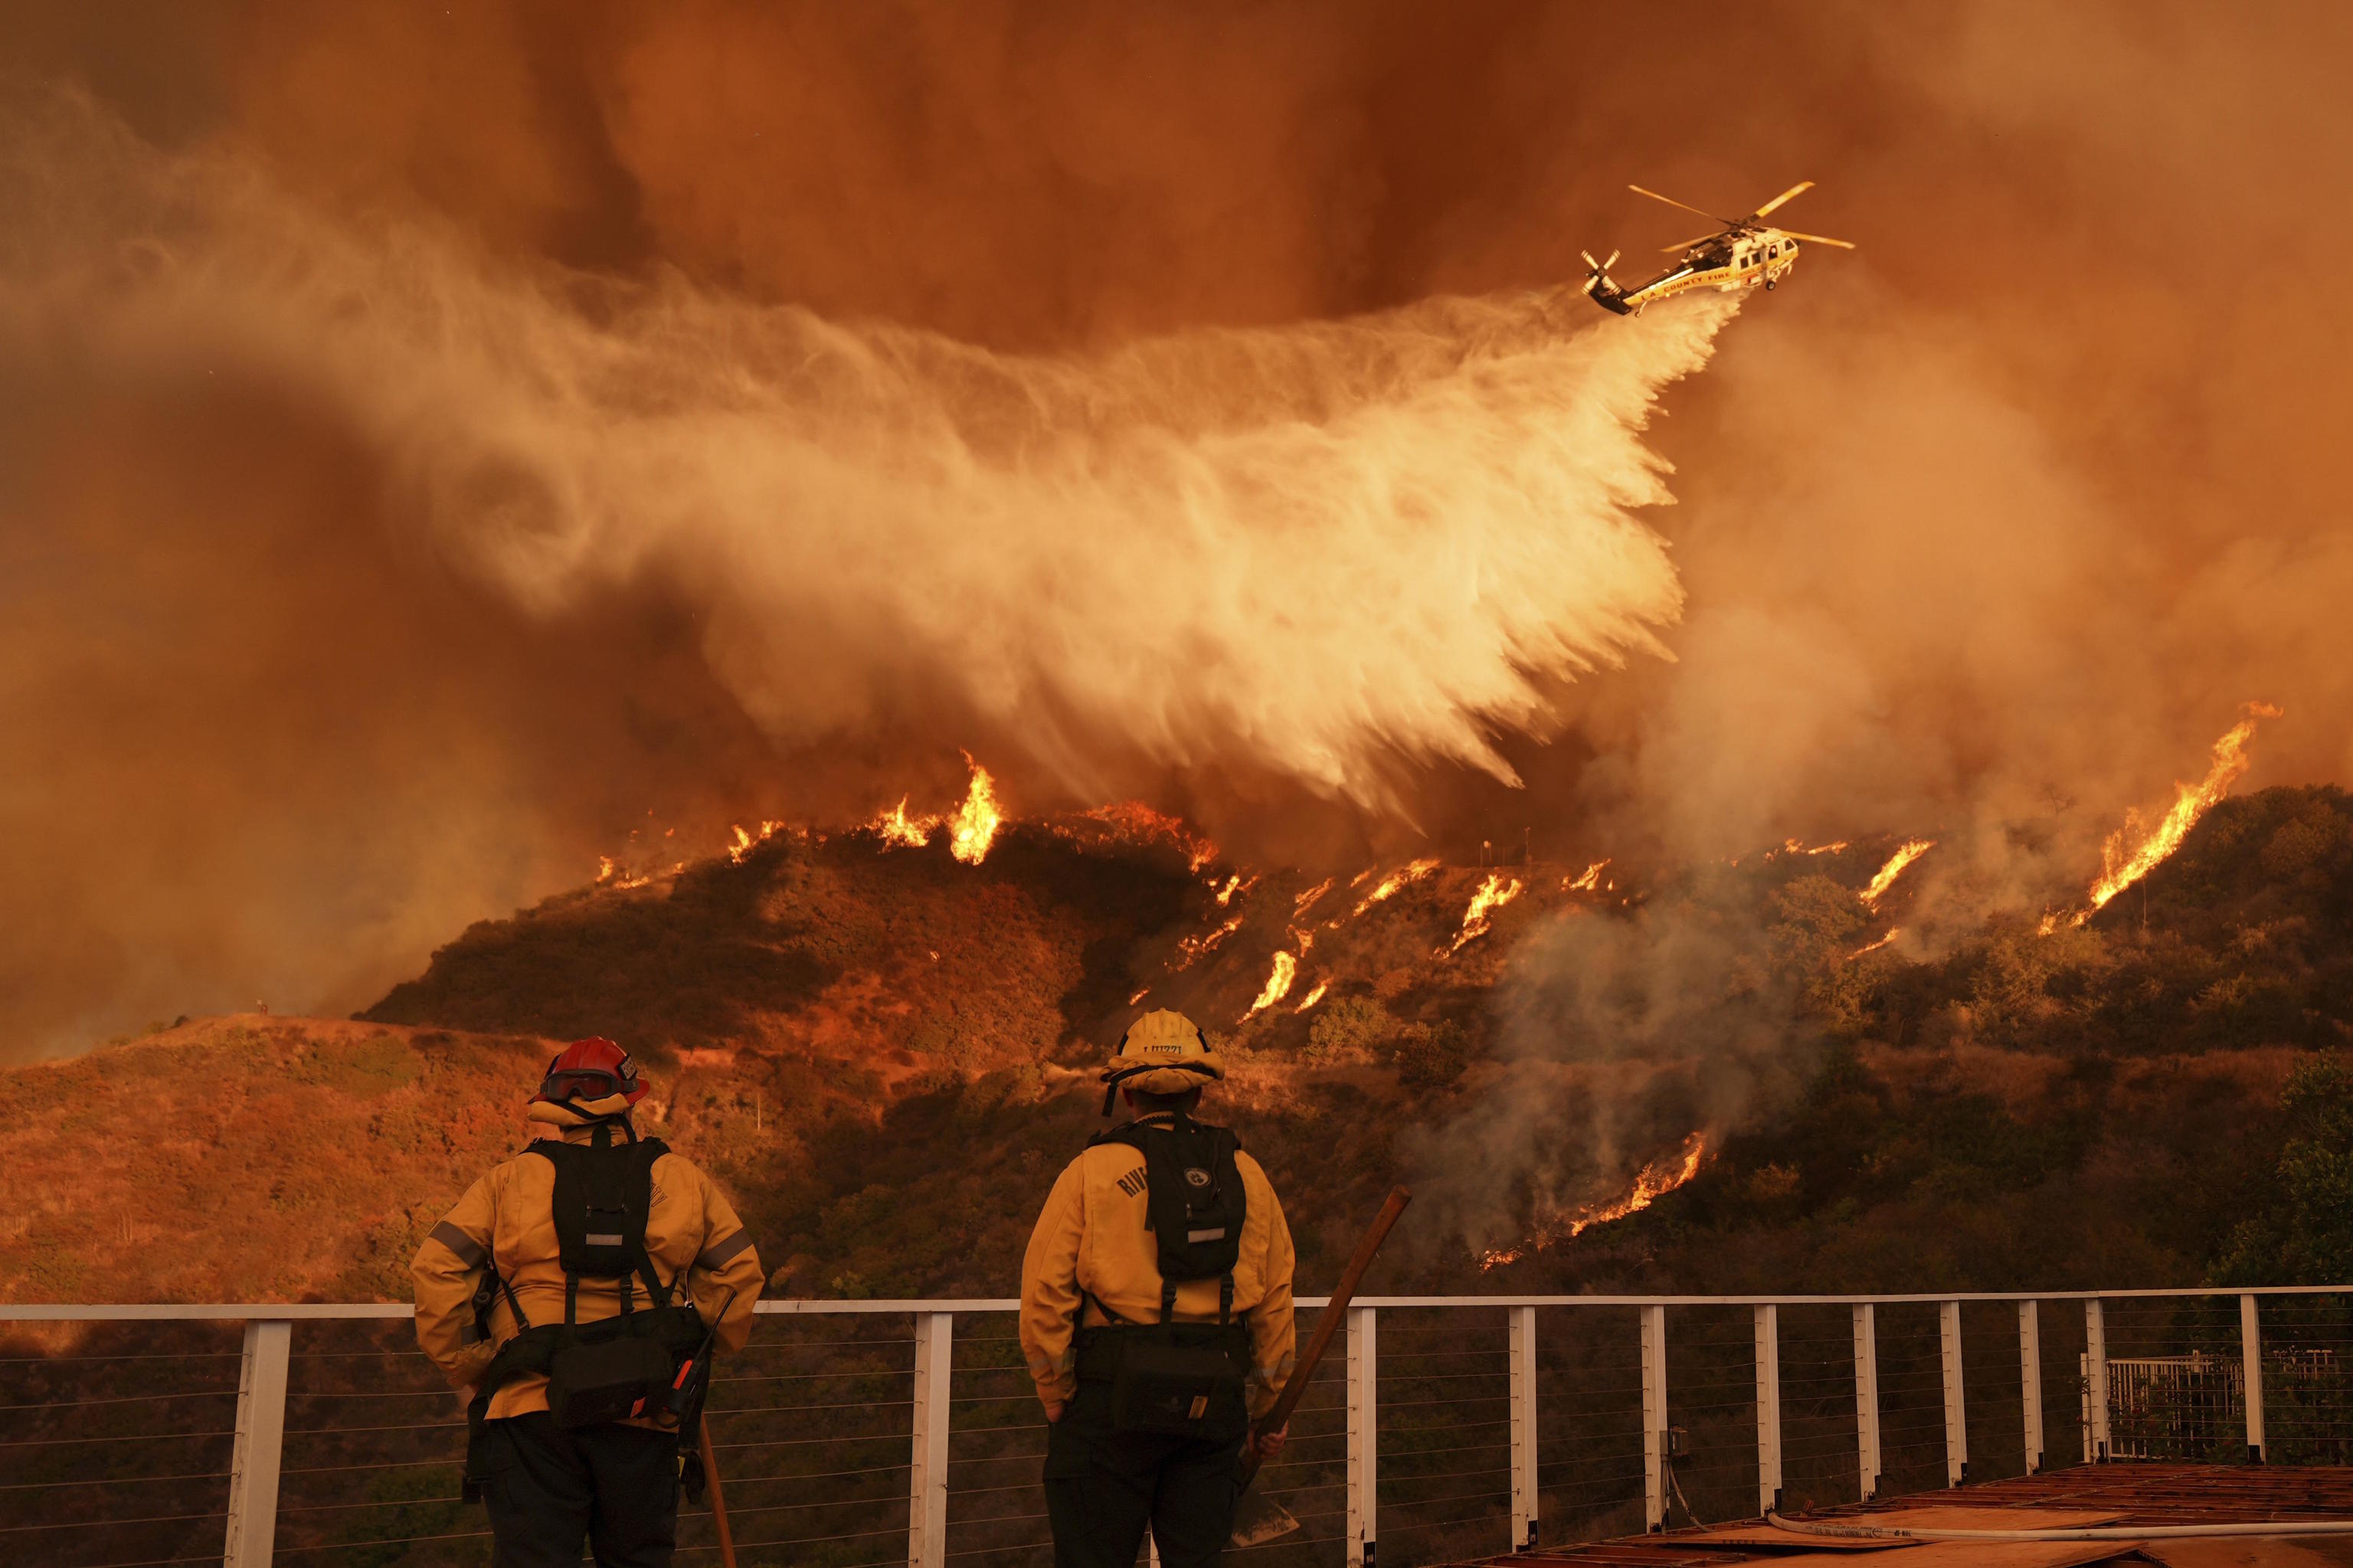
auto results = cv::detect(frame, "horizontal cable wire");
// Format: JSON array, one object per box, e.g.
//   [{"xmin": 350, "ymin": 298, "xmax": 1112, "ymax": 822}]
[
  {"xmin": 0, "ymin": 1430, "xmax": 234, "ymax": 1449},
  {"xmin": 0, "ymin": 1470, "xmax": 231, "ymax": 1491}
]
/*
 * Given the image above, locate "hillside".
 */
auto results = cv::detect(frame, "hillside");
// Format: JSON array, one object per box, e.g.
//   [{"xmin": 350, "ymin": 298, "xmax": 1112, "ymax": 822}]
[{"xmin": 7, "ymin": 787, "xmax": 2353, "ymax": 1307}]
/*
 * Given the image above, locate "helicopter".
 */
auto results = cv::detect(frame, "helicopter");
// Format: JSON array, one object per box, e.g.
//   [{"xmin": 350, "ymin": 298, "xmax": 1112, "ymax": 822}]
[{"xmin": 1581, "ymin": 181, "xmax": 1854, "ymax": 316}]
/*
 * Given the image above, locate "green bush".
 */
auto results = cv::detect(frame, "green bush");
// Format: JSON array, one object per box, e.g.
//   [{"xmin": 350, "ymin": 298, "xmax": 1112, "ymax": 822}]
[
  {"xmin": 1306, "ymin": 996, "xmax": 1393, "ymax": 1064},
  {"xmin": 1393, "ymin": 1020, "xmax": 1470, "ymax": 1090}
]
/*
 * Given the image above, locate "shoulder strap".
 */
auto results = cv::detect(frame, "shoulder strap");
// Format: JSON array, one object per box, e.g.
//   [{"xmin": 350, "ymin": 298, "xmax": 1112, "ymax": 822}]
[{"xmin": 531, "ymin": 1134, "xmax": 678, "ymax": 1316}]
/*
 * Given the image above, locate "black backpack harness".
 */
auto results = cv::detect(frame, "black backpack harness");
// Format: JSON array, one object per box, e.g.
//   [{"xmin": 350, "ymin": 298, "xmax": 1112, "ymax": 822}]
[
  {"xmin": 1074, "ymin": 1112, "xmax": 1254, "ymax": 1438},
  {"xmin": 460, "ymin": 1124, "xmax": 718, "ymax": 1499}
]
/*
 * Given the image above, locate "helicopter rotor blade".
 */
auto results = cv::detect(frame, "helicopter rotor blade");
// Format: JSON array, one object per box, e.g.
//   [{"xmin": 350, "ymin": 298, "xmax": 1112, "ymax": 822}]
[
  {"xmin": 1658, "ymin": 231, "xmax": 1720, "ymax": 254},
  {"xmin": 1779, "ymin": 230, "xmax": 1857, "ymax": 250},
  {"xmin": 1629, "ymin": 185, "xmax": 1735, "ymax": 225},
  {"xmin": 1749, "ymin": 181, "xmax": 1814, "ymax": 220}
]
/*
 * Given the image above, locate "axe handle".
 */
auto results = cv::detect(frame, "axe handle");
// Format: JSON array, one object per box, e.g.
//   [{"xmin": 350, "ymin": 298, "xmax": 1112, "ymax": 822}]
[
  {"xmin": 1236, "ymin": 1186, "xmax": 1411, "ymax": 1488},
  {"xmin": 698, "ymin": 1416, "xmax": 737, "ymax": 1568}
]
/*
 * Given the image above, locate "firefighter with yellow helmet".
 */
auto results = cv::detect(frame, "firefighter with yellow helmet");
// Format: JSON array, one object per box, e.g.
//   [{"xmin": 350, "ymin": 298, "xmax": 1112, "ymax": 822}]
[{"xmin": 1019, "ymin": 1010, "xmax": 1298, "ymax": 1567}]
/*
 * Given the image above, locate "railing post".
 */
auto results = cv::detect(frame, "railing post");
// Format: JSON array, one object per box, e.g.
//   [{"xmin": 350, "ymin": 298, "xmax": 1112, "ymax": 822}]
[
  {"xmin": 1939, "ymin": 1299, "xmax": 1968, "ymax": 1487},
  {"xmin": 1347, "ymin": 1306, "xmax": 1378, "ymax": 1567},
  {"xmin": 2018, "ymin": 1300, "xmax": 2044, "ymax": 1474},
  {"xmin": 2241, "ymin": 1293, "xmax": 2267, "ymax": 1464},
  {"xmin": 1851, "ymin": 1303, "xmax": 1880, "ymax": 1502},
  {"xmin": 1752, "ymin": 1304, "xmax": 1782, "ymax": 1517},
  {"xmin": 1508, "ymin": 1305, "xmax": 1538, "ymax": 1551},
  {"xmin": 909, "ymin": 1311, "xmax": 952, "ymax": 1568},
  {"xmin": 1640, "ymin": 1304, "xmax": 1667, "ymax": 1531},
  {"xmin": 224, "ymin": 1318, "xmax": 291, "ymax": 1568},
  {"xmin": 2084, "ymin": 1298, "xmax": 2110, "ymax": 1462}
]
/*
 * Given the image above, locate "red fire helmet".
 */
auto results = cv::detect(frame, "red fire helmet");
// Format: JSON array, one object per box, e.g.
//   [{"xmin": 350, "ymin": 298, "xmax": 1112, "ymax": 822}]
[{"xmin": 531, "ymin": 1036, "xmax": 648, "ymax": 1108}]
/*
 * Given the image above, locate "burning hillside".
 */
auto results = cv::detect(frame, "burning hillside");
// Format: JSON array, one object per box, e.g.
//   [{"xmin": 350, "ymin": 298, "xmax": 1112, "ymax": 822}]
[{"xmin": 12, "ymin": 778, "xmax": 2353, "ymax": 1309}]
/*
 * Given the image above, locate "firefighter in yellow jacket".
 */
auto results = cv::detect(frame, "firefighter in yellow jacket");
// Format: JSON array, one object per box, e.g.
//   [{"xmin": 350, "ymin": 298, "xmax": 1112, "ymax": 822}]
[
  {"xmin": 413, "ymin": 1038, "xmax": 764, "ymax": 1568},
  {"xmin": 1021, "ymin": 1010, "xmax": 1297, "ymax": 1568}
]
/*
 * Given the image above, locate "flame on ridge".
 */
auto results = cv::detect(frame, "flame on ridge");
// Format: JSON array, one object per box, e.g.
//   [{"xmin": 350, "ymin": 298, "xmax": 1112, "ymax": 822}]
[
  {"xmin": 1076, "ymin": 801, "xmax": 1220, "ymax": 871},
  {"xmin": 862, "ymin": 756, "xmax": 1004, "ymax": 863},
  {"xmin": 1479, "ymin": 1132, "xmax": 1710, "ymax": 1270},
  {"xmin": 1353, "ymin": 857, "xmax": 1442, "ymax": 915},
  {"xmin": 1860, "ymin": 839, "xmax": 1936, "ymax": 911},
  {"xmin": 1442, "ymin": 872, "xmax": 1523, "ymax": 956},
  {"xmin": 947, "ymin": 761, "xmax": 1002, "ymax": 865},
  {"xmin": 1293, "ymin": 878, "xmax": 1335, "ymax": 918},
  {"xmin": 1245, "ymin": 951, "xmax": 1298, "ymax": 1018},
  {"xmin": 1294, "ymin": 978, "xmax": 1330, "ymax": 1013},
  {"xmin": 2069, "ymin": 703, "xmax": 2283, "ymax": 925},
  {"xmin": 727, "ymin": 820, "xmax": 787, "ymax": 864},
  {"xmin": 1564, "ymin": 859, "xmax": 1610, "ymax": 892}
]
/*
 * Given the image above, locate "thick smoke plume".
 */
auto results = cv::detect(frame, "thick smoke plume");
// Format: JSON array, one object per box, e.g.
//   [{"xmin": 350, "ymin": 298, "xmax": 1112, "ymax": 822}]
[{"xmin": 7, "ymin": 0, "xmax": 2353, "ymax": 1117}]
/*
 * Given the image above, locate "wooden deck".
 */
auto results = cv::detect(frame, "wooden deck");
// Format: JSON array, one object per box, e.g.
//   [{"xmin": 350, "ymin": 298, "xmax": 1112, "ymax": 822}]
[{"xmin": 1460, "ymin": 1464, "xmax": 2353, "ymax": 1566}]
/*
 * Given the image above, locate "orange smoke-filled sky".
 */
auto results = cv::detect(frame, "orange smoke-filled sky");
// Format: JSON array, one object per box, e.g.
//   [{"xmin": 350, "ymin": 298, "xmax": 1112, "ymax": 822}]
[{"xmin": 5, "ymin": 1, "xmax": 2351, "ymax": 1057}]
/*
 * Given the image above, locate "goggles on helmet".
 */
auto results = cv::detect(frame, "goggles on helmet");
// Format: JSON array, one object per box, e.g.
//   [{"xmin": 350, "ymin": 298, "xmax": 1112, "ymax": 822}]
[{"xmin": 537, "ymin": 1064, "xmax": 637, "ymax": 1104}]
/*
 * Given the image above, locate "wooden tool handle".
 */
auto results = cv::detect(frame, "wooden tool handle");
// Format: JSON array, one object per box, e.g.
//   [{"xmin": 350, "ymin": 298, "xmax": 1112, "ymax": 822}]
[
  {"xmin": 698, "ymin": 1416, "xmax": 738, "ymax": 1568},
  {"xmin": 1238, "ymin": 1186, "xmax": 1411, "ymax": 1484}
]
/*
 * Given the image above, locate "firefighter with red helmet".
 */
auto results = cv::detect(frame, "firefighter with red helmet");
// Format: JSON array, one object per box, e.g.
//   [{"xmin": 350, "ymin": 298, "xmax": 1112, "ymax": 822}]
[{"xmin": 413, "ymin": 1038, "xmax": 764, "ymax": 1568}]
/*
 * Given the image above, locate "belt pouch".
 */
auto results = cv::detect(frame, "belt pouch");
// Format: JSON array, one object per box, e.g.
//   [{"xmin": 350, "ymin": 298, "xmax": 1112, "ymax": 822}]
[
  {"xmin": 545, "ymin": 1320, "xmax": 676, "ymax": 1427},
  {"xmin": 1105, "ymin": 1324, "xmax": 1248, "ymax": 1439}
]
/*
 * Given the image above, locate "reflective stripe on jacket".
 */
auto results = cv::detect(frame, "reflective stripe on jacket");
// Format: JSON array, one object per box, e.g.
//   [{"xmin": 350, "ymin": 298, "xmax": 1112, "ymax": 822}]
[
  {"xmin": 411, "ymin": 1108, "xmax": 764, "ymax": 1422},
  {"xmin": 1019, "ymin": 1114, "xmax": 1297, "ymax": 1419}
]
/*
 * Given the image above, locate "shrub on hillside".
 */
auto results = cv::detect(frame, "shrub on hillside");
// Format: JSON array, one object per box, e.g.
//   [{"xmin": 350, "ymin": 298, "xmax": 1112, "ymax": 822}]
[
  {"xmin": 2215, "ymin": 1049, "xmax": 2353, "ymax": 1285},
  {"xmin": 1305, "ymin": 997, "xmax": 1393, "ymax": 1064},
  {"xmin": 1393, "ymin": 1020, "xmax": 1470, "ymax": 1090}
]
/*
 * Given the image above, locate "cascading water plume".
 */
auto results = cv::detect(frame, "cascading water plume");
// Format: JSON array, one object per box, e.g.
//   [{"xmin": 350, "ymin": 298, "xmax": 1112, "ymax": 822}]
[{"xmin": 2, "ymin": 92, "xmax": 1737, "ymax": 813}]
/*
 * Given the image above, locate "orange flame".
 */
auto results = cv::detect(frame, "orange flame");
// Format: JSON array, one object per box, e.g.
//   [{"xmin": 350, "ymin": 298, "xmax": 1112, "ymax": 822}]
[
  {"xmin": 1213, "ymin": 873, "xmax": 1256, "ymax": 908},
  {"xmin": 947, "ymin": 760, "xmax": 1002, "ymax": 865},
  {"xmin": 863, "ymin": 756, "xmax": 1003, "ymax": 863},
  {"xmin": 1077, "ymin": 801, "xmax": 1220, "ymax": 870},
  {"xmin": 1860, "ymin": 839, "xmax": 1935, "ymax": 910},
  {"xmin": 726, "ymin": 820, "xmax": 787, "ymax": 865},
  {"xmin": 1292, "ymin": 878, "xmax": 1335, "ymax": 918},
  {"xmin": 1442, "ymin": 872, "xmax": 1523, "ymax": 956},
  {"xmin": 1245, "ymin": 951, "xmax": 1298, "ymax": 1017},
  {"xmin": 1175, "ymin": 914, "xmax": 1245, "ymax": 969},
  {"xmin": 1353, "ymin": 857, "xmax": 1441, "ymax": 915},
  {"xmin": 1128, "ymin": 987, "xmax": 1150, "ymax": 1006},
  {"xmin": 1478, "ymin": 1132, "xmax": 1709, "ymax": 1269},
  {"xmin": 1846, "ymin": 928, "xmax": 1901, "ymax": 960},
  {"xmin": 2072, "ymin": 704, "xmax": 2282, "ymax": 922},
  {"xmin": 1294, "ymin": 977, "xmax": 1330, "ymax": 1013},
  {"xmin": 870, "ymin": 797, "xmax": 933, "ymax": 849},
  {"xmin": 1563, "ymin": 858, "xmax": 1610, "ymax": 892},
  {"xmin": 596, "ymin": 855, "xmax": 617, "ymax": 884}
]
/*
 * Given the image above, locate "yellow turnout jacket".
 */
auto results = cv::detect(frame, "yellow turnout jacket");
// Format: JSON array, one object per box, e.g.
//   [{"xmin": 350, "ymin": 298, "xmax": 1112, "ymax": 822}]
[
  {"xmin": 412, "ymin": 1103, "xmax": 764, "ymax": 1422},
  {"xmin": 1019, "ymin": 1112, "xmax": 1297, "ymax": 1418}
]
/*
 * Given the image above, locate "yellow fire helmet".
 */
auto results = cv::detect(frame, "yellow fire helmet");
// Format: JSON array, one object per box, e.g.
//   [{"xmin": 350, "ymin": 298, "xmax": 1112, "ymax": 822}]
[{"xmin": 1100, "ymin": 1009, "xmax": 1226, "ymax": 1115}]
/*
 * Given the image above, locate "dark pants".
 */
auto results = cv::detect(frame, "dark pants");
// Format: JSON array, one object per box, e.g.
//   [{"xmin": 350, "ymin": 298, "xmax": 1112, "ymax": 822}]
[
  {"xmin": 1044, "ymin": 1382, "xmax": 1245, "ymax": 1568},
  {"xmin": 479, "ymin": 1413, "xmax": 680, "ymax": 1568}
]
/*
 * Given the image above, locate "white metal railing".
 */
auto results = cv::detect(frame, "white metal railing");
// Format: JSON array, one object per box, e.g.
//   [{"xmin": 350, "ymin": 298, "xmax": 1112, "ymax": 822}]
[{"xmin": 5, "ymin": 1286, "xmax": 2352, "ymax": 1568}]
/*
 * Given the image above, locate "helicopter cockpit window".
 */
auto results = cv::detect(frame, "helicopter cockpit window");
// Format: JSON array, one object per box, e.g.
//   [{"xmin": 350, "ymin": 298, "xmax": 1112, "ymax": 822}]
[{"xmin": 1769, "ymin": 244, "xmax": 1779, "ymax": 258}]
